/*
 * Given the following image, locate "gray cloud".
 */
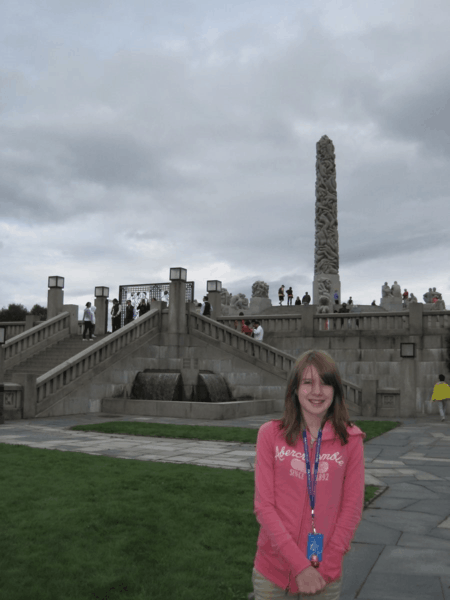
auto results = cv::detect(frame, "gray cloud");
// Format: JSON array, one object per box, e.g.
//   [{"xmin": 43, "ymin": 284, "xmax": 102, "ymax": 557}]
[{"xmin": 1, "ymin": 1, "xmax": 450, "ymax": 310}]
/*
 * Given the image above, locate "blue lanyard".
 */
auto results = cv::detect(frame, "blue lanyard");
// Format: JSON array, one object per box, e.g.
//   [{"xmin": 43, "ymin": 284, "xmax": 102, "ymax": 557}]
[{"xmin": 302, "ymin": 429, "xmax": 323, "ymax": 529}]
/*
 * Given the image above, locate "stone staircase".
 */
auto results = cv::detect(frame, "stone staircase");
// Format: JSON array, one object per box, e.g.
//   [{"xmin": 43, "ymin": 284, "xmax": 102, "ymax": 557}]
[{"xmin": 4, "ymin": 335, "xmax": 108, "ymax": 381}]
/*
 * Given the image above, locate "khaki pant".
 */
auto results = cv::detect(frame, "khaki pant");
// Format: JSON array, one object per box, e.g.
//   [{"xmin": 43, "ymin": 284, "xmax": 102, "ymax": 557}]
[{"xmin": 252, "ymin": 567, "xmax": 342, "ymax": 600}]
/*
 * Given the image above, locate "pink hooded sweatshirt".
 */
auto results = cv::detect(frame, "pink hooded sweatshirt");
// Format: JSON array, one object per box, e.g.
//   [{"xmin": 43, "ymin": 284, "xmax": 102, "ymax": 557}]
[{"xmin": 253, "ymin": 418, "xmax": 366, "ymax": 594}]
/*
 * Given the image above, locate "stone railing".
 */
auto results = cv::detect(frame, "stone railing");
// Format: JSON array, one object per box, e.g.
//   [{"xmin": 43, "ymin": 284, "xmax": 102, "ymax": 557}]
[
  {"xmin": 423, "ymin": 311, "xmax": 450, "ymax": 332},
  {"xmin": 316, "ymin": 312, "xmax": 410, "ymax": 332},
  {"xmin": 36, "ymin": 308, "xmax": 161, "ymax": 407},
  {"xmin": 219, "ymin": 306, "xmax": 450, "ymax": 335},
  {"xmin": 190, "ymin": 312, "xmax": 362, "ymax": 410},
  {"xmin": 4, "ymin": 312, "xmax": 71, "ymax": 369},
  {"xmin": 218, "ymin": 315, "xmax": 302, "ymax": 334},
  {"xmin": 190, "ymin": 313, "xmax": 295, "ymax": 375},
  {"xmin": 1, "ymin": 322, "xmax": 26, "ymax": 340}
]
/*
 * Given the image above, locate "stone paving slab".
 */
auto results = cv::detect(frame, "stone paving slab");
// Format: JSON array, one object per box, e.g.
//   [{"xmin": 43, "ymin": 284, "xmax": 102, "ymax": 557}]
[
  {"xmin": 357, "ymin": 572, "xmax": 445, "ymax": 600},
  {"xmin": 364, "ymin": 508, "xmax": 443, "ymax": 534},
  {"xmin": 340, "ymin": 543, "xmax": 385, "ymax": 600},
  {"xmin": 372, "ymin": 546, "xmax": 450, "ymax": 577},
  {"xmin": 397, "ymin": 532, "xmax": 450, "ymax": 550},
  {"xmin": 381, "ymin": 481, "xmax": 441, "ymax": 499},
  {"xmin": 406, "ymin": 498, "xmax": 450, "ymax": 516},
  {"xmin": 353, "ymin": 519, "xmax": 401, "ymax": 545}
]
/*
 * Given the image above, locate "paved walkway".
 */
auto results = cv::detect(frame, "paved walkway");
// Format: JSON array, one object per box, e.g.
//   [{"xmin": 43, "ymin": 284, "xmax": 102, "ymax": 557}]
[{"xmin": 1, "ymin": 412, "xmax": 450, "ymax": 599}]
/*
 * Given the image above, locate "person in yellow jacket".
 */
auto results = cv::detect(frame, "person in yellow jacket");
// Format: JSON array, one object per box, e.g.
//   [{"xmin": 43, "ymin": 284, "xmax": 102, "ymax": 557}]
[{"xmin": 431, "ymin": 374, "xmax": 450, "ymax": 421}]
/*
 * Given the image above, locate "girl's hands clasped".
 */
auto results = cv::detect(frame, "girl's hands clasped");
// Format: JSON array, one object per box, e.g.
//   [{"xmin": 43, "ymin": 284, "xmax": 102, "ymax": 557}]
[{"xmin": 295, "ymin": 566, "xmax": 326, "ymax": 595}]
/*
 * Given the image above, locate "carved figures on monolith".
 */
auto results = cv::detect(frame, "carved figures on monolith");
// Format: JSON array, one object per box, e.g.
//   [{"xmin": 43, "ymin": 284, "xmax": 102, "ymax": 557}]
[
  {"xmin": 312, "ymin": 135, "xmax": 341, "ymax": 307},
  {"xmin": 316, "ymin": 276, "xmax": 332, "ymax": 314},
  {"xmin": 314, "ymin": 136, "xmax": 339, "ymax": 276}
]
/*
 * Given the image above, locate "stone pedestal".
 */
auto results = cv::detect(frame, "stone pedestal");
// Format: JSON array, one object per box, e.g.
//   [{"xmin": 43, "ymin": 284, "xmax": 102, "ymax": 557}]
[
  {"xmin": 208, "ymin": 291, "xmax": 222, "ymax": 321},
  {"xmin": 63, "ymin": 304, "xmax": 80, "ymax": 335},
  {"xmin": 47, "ymin": 288, "xmax": 64, "ymax": 319},
  {"xmin": 380, "ymin": 296, "xmax": 402, "ymax": 311},
  {"xmin": 249, "ymin": 297, "xmax": 272, "ymax": 315},
  {"xmin": 168, "ymin": 280, "xmax": 187, "ymax": 334},
  {"xmin": 313, "ymin": 274, "xmax": 341, "ymax": 307},
  {"xmin": 94, "ymin": 297, "xmax": 108, "ymax": 335},
  {"xmin": 361, "ymin": 377, "xmax": 377, "ymax": 417}
]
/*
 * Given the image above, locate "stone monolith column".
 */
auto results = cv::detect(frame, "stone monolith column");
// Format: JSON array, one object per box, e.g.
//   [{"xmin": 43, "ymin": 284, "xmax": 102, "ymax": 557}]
[{"xmin": 312, "ymin": 135, "xmax": 341, "ymax": 308}]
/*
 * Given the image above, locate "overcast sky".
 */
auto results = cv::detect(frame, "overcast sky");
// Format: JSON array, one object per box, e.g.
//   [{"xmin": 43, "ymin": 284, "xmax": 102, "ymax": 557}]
[{"xmin": 1, "ymin": 0, "xmax": 449, "ymax": 315}]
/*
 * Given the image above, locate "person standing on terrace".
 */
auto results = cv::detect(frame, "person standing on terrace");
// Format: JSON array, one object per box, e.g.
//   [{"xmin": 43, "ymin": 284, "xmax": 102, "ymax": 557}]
[
  {"xmin": 431, "ymin": 374, "xmax": 450, "ymax": 422},
  {"xmin": 252, "ymin": 349, "xmax": 365, "ymax": 599}
]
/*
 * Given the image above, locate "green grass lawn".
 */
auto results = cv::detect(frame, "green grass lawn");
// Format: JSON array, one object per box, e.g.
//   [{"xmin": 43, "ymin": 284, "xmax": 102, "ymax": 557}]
[{"xmin": 0, "ymin": 419, "xmax": 400, "ymax": 600}]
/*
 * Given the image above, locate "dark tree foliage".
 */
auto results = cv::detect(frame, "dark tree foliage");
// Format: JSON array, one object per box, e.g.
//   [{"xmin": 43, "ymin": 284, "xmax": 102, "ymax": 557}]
[
  {"xmin": 0, "ymin": 303, "xmax": 28, "ymax": 322},
  {"xmin": 30, "ymin": 304, "xmax": 47, "ymax": 320}
]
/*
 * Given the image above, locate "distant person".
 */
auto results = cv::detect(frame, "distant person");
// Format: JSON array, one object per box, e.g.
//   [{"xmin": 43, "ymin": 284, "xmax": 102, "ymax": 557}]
[
  {"xmin": 90, "ymin": 304, "xmax": 97, "ymax": 338},
  {"xmin": 278, "ymin": 285, "xmax": 285, "ymax": 306},
  {"xmin": 338, "ymin": 302, "xmax": 350, "ymax": 327},
  {"xmin": 82, "ymin": 302, "xmax": 94, "ymax": 341},
  {"xmin": 252, "ymin": 320, "xmax": 264, "ymax": 342},
  {"xmin": 162, "ymin": 290, "xmax": 169, "ymax": 306},
  {"xmin": 302, "ymin": 292, "xmax": 311, "ymax": 305},
  {"xmin": 347, "ymin": 297, "xmax": 353, "ymax": 306},
  {"xmin": 287, "ymin": 287, "xmax": 294, "ymax": 306},
  {"xmin": 402, "ymin": 289, "xmax": 409, "ymax": 300},
  {"xmin": 242, "ymin": 320, "xmax": 253, "ymax": 336},
  {"xmin": 334, "ymin": 290, "xmax": 339, "ymax": 305},
  {"xmin": 111, "ymin": 299, "xmax": 122, "ymax": 332},
  {"xmin": 431, "ymin": 375, "xmax": 450, "ymax": 421},
  {"xmin": 138, "ymin": 298, "xmax": 149, "ymax": 316},
  {"xmin": 200, "ymin": 296, "xmax": 212, "ymax": 317},
  {"xmin": 295, "ymin": 296, "xmax": 301, "ymax": 306},
  {"xmin": 371, "ymin": 300, "xmax": 377, "ymax": 306},
  {"xmin": 234, "ymin": 311, "xmax": 245, "ymax": 330},
  {"xmin": 125, "ymin": 300, "xmax": 134, "ymax": 325}
]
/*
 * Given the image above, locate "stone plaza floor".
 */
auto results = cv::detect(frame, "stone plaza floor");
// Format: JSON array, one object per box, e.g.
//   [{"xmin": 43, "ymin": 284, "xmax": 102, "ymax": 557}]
[{"xmin": 1, "ymin": 412, "xmax": 450, "ymax": 599}]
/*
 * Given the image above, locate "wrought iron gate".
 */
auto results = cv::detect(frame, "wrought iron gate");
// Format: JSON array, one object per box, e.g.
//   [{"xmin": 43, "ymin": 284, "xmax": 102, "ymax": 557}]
[{"xmin": 117, "ymin": 281, "xmax": 195, "ymax": 328}]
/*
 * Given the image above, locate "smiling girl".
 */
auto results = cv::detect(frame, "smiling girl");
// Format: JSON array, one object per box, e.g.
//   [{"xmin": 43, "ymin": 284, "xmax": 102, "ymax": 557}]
[{"xmin": 252, "ymin": 349, "xmax": 366, "ymax": 599}]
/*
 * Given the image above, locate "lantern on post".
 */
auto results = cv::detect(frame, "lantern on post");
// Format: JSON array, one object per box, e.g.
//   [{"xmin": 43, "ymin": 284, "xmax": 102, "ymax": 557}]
[{"xmin": 47, "ymin": 276, "xmax": 65, "ymax": 319}]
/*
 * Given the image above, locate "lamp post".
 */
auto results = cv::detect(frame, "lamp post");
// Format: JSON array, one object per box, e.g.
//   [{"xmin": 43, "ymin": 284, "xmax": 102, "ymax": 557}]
[
  {"xmin": 47, "ymin": 276, "xmax": 65, "ymax": 319},
  {"xmin": 206, "ymin": 280, "xmax": 222, "ymax": 321},
  {"xmin": 168, "ymin": 267, "xmax": 187, "ymax": 335},
  {"xmin": 0, "ymin": 326, "xmax": 5, "ymax": 424},
  {"xmin": 94, "ymin": 286, "xmax": 110, "ymax": 335}
]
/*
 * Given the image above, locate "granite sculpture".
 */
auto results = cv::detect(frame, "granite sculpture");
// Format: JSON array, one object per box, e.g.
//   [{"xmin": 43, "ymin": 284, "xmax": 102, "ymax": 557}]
[
  {"xmin": 250, "ymin": 280, "xmax": 272, "ymax": 313},
  {"xmin": 252, "ymin": 281, "xmax": 269, "ymax": 298},
  {"xmin": 313, "ymin": 135, "xmax": 341, "ymax": 306}
]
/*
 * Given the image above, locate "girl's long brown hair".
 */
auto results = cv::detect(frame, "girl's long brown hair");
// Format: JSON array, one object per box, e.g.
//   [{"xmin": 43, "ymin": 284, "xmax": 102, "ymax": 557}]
[{"xmin": 275, "ymin": 349, "xmax": 354, "ymax": 446}]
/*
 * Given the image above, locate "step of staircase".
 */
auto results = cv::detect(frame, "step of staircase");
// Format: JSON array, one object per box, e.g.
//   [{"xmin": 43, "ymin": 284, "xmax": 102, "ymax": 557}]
[{"xmin": 4, "ymin": 334, "xmax": 108, "ymax": 381}]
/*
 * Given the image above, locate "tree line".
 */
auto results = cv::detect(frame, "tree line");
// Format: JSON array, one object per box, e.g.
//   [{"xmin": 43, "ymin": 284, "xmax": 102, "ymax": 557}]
[{"xmin": 0, "ymin": 303, "xmax": 47, "ymax": 322}]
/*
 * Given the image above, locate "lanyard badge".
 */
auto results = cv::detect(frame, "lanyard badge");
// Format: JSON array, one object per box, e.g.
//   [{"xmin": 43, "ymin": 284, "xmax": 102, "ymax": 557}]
[{"xmin": 302, "ymin": 429, "xmax": 324, "ymax": 568}]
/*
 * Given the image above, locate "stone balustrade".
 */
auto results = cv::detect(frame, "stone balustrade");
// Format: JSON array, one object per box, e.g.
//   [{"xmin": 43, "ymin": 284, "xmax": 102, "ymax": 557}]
[
  {"xmin": 316, "ymin": 312, "xmax": 410, "ymax": 332},
  {"xmin": 191, "ymin": 312, "xmax": 362, "ymax": 408},
  {"xmin": 218, "ymin": 315, "xmax": 302, "ymax": 334},
  {"xmin": 36, "ymin": 308, "xmax": 161, "ymax": 407},
  {"xmin": 423, "ymin": 311, "xmax": 450, "ymax": 331},
  {"xmin": 1, "ymin": 322, "xmax": 26, "ymax": 340},
  {"xmin": 218, "ymin": 306, "xmax": 450, "ymax": 335},
  {"xmin": 190, "ymin": 313, "xmax": 295, "ymax": 375},
  {"xmin": 4, "ymin": 312, "xmax": 71, "ymax": 369}
]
